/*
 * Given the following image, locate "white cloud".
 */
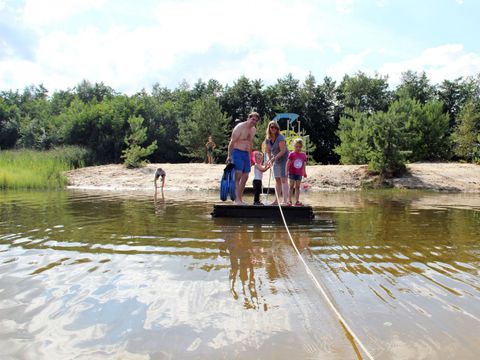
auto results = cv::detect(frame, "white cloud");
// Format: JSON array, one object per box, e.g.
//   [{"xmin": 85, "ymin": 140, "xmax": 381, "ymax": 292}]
[
  {"xmin": 376, "ymin": 0, "xmax": 388, "ymax": 7},
  {"xmin": 336, "ymin": 0, "xmax": 355, "ymax": 14},
  {"xmin": 326, "ymin": 44, "xmax": 480, "ymax": 86},
  {"xmin": 22, "ymin": 0, "xmax": 106, "ymax": 26},
  {"xmin": 380, "ymin": 44, "xmax": 480, "ymax": 84},
  {"xmin": 2, "ymin": 0, "xmax": 479, "ymax": 93},
  {"xmin": 327, "ymin": 49, "xmax": 372, "ymax": 78},
  {"xmin": 153, "ymin": 0, "xmax": 321, "ymax": 52},
  {"xmin": 456, "ymin": 0, "xmax": 464, "ymax": 4},
  {"xmin": 0, "ymin": 0, "xmax": 326, "ymax": 92},
  {"xmin": 203, "ymin": 48, "xmax": 309, "ymax": 84}
]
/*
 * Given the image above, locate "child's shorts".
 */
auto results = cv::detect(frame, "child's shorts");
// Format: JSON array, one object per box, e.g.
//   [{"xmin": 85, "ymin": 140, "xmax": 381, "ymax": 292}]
[{"xmin": 288, "ymin": 174, "xmax": 302, "ymax": 181}]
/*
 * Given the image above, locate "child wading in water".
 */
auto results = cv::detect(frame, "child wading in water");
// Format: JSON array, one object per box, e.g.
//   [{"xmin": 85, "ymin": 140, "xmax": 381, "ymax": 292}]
[
  {"xmin": 154, "ymin": 168, "xmax": 166, "ymax": 191},
  {"xmin": 252, "ymin": 151, "xmax": 271, "ymax": 205},
  {"xmin": 286, "ymin": 138, "xmax": 307, "ymax": 206}
]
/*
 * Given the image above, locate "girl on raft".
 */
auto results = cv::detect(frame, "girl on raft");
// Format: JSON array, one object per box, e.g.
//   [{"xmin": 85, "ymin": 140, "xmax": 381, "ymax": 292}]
[{"xmin": 286, "ymin": 138, "xmax": 307, "ymax": 206}]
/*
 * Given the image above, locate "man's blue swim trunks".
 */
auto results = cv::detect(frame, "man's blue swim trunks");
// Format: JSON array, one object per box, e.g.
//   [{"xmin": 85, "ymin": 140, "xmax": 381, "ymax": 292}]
[{"xmin": 232, "ymin": 149, "xmax": 251, "ymax": 173}]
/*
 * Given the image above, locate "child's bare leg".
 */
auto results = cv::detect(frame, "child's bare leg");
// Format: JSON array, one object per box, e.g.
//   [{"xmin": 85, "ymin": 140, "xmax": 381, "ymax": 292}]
[
  {"xmin": 289, "ymin": 179, "xmax": 295, "ymax": 204},
  {"xmin": 295, "ymin": 180, "xmax": 301, "ymax": 204}
]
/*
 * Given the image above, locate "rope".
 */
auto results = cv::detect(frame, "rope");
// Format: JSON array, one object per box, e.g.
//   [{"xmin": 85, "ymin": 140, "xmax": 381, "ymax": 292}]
[
  {"xmin": 273, "ymin": 190, "xmax": 375, "ymax": 360},
  {"xmin": 265, "ymin": 167, "xmax": 272, "ymax": 203}
]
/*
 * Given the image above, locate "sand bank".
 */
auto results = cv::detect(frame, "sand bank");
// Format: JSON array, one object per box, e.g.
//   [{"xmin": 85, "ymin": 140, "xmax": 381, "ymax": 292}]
[{"xmin": 65, "ymin": 162, "xmax": 480, "ymax": 193}]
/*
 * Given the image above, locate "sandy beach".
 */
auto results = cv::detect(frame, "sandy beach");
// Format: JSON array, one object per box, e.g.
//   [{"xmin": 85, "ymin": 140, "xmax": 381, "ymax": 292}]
[{"xmin": 65, "ymin": 162, "xmax": 480, "ymax": 193}]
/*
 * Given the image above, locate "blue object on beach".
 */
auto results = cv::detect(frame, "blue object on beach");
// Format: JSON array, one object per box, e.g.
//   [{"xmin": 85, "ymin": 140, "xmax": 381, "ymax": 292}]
[
  {"xmin": 220, "ymin": 163, "xmax": 236, "ymax": 202},
  {"xmin": 272, "ymin": 113, "xmax": 300, "ymax": 123}
]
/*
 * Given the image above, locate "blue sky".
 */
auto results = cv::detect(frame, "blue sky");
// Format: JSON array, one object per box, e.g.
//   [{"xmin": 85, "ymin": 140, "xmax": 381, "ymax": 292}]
[{"xmin": 1, "ymin": 0, "xmax": 479, "ymax": 93}]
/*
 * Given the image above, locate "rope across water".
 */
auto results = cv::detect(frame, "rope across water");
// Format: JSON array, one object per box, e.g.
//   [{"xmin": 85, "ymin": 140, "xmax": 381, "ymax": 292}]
[{"xmin": 273, "ymin": 186, "xmax": 375, "ymax": 360}]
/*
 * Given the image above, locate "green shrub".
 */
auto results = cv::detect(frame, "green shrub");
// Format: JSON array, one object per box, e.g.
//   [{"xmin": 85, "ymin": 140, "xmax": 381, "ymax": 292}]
[
  {"xmin": 0, "ymin": 146, "xmax": 89, "ymax": 189},
  {"xmin": 368, "ymin": 111, "xmax": 406, "ymax": 175},
  {"xmin": 452, "ymin": 102, "xmax": 480, "ymax": 162},
  {"xmin": 121, "ymin": 116, "xmax": 158, "ymax": 168},
  {"xmin": 335, "ymin": 109, "xmax": 372, "ymax": 164}
]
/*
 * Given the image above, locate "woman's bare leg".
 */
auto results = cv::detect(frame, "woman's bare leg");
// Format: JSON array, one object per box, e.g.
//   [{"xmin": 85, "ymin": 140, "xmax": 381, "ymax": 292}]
[
  {"xmin": 272, "ymin": 177, "xmax": 282, "ymax": 205},
  {"xmin": 281, "ymin": 177, "xmax": 289, "ymax": 204}
]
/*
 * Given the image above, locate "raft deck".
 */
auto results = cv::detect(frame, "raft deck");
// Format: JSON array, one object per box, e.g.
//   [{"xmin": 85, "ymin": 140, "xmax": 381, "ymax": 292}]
[{"xmin": 212, "ymin": 204, "xmax": 314, "ymax": 220}]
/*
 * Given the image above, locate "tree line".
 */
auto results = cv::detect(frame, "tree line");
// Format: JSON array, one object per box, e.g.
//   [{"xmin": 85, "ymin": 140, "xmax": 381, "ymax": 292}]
[{"xmin": 0, "ymin": 71, "xmax": 479, "ymax": 173}]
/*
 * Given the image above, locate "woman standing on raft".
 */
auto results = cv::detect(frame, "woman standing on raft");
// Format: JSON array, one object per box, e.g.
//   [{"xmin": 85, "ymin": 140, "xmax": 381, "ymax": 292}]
[{"xmin": 265, "ymin": 121, "xmax": 290, "ymax": 205}]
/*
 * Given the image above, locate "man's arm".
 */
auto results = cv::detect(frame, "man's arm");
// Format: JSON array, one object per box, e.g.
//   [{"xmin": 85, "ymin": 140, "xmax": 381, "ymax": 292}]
[
  {"xmin": 227, "ymin": 126, "xmax": 240, "ymax": 163},
  {"xmin": 248, "ymin": 127, "xmax": 256, "ymax": 156}
]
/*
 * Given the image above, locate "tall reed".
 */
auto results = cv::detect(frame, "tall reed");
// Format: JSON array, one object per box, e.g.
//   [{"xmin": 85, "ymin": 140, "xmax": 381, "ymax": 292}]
[{"xmin": 0, "ymin": 146, "xmax": 90, "ymax": 189}]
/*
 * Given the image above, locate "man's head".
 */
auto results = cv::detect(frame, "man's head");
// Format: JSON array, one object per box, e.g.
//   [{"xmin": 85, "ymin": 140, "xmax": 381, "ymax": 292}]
[{"xmin": 247, "ymin": 112, "xmax": 261, "ymax": 126}]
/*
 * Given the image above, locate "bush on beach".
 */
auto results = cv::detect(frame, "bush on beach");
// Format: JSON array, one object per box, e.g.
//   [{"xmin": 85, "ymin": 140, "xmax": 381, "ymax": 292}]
[{"xmin": 0, "ymin": 146, "xmax": 90, "ymax": 189}]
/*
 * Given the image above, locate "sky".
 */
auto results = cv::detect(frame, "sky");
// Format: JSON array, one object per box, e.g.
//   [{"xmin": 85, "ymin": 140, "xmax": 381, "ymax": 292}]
[{"xmin": 1, "ymin": 0, "xmax": 479, "ymax": 94}]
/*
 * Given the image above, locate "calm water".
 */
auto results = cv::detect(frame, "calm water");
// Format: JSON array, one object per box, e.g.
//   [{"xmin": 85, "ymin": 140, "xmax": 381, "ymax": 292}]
[{"xmin": 0, "ymin": 190, "xmax": 479, "ymax": 359}]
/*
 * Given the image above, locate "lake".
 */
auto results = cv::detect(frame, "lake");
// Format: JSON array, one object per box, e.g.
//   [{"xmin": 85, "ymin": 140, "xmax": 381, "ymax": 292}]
[{"xmin": 0, "ymin": 190, "xmax": 479, "ymax": 359}]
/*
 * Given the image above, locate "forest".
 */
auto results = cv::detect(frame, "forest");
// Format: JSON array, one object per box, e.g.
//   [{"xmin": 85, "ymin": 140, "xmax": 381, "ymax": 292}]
[{"xmin": 1, "ymin": 71, "xmax": 479, "ymax": 175}]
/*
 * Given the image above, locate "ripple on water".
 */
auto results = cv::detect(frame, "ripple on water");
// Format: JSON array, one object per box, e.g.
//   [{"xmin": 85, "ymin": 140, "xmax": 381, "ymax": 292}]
[{"xmin": 0, "ymin": 190, "xmax": 479, "ymax": 359}]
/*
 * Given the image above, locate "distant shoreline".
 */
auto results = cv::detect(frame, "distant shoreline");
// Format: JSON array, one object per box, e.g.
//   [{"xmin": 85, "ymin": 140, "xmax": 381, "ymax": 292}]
[{"xmin": 65, "ymin": 162, "xmax": 480, "ymax": 193}]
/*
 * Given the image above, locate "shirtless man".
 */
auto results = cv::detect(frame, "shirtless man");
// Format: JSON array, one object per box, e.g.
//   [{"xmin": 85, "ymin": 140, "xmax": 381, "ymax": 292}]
[{"xmin": 226, "ymin": 112, "xmax": 261, "ymax": 204}]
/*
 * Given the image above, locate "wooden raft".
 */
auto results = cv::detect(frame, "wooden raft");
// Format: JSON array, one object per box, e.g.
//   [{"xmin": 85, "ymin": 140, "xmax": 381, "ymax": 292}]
[{"xmin": 211, "ymin": 204, "xmax": 314, "ymax": 219}]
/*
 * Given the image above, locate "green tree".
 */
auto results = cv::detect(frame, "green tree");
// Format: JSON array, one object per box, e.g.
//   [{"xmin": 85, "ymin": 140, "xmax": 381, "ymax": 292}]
[
  {"xmin": 335, "ymin": 109, "xmax": 371, "ymax": 164},
  {"xmin": 75, "ymin": 80, "xmax": 116, "ymax": 103},
  {"xmin": 339, "ymin": 71, "xmax": 392, "ymax": 113},
  {"xmin": 396, "ymin": 71, "xmax": 435, "ymax": 104},
  {"xmin": 269, "ymin": 73, "xmax": 303, "ymax": 115},
  {"xmin": 437, "ymin": 77, "xmax": 479, "ymax": 129},
  {"xmin": 301, "ymin": 75, "xmax": 341, "ymax": 163},
  {"xmin": 121, "ymin": 115, "xmax": 158, "ymax": 168},
  {"xmin": 415, "ymin": 101, "xmax": 451, "ymax": 160},
  {"xmin": 368, "ymin": 111, "xmax": 406, "ymax": 175},
  {"xmin": 452, "ymin": 102, "xmax": 480, "ymax": 162},
  {"xmin": 177, "ymin": 97, "xmax": 230, "ymax": 161},
  {"xmin": 60, "ymin": 97, "xmax": 127, "ymax": 163},
  {"xmin": 253, "ymin": 116, "xmax": 269, "ymax": 151},
  {"xmin": 0, "ymin": 98, "xmax": 20, "ymax": 149},
  {"xmin": 389, "ymin": 98, "xmax": 451, "ymax": 161},
  {"xmin": 220, "ymin": 76, "xmax": 267, "ymax": 124}
]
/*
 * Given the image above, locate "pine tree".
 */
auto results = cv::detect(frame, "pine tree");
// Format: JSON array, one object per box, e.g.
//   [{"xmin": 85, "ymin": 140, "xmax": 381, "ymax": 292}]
[
  {"xmin": 453, "ymin": 102, "xmax": 480, "ymax": 162},
  {"xmin": 334, "ymin": 109, "xmax": 371, "ymax": 164},
  {"xmin": 177, "ymin": 97, "xmax": 230, "ymax": 162},
  {"xmin": 121, "ymin": 115, "xmax": 158, "ymax": 168}
]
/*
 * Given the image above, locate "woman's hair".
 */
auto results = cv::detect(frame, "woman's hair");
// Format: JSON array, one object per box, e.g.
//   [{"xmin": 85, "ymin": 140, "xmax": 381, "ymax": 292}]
[
  {"xmin": 293, "ymin": 138, "xmax": 303, "ymax": 146},
  {"xmin": 265, "ymin": 121, "xmax": 280, "ymax": 141}
]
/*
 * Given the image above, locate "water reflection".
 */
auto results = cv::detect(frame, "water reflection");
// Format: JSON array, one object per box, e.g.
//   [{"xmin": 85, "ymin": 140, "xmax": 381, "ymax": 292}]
[
  {"xmin": 0, "ymin": 190, "xmax": 479, "ymax": 359},
  {"xmin": 153, "ymin": 189, "xmax": 165, "ymax": 214}
]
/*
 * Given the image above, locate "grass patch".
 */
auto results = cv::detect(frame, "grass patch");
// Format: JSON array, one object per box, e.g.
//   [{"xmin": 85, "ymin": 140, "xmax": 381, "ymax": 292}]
[{"xmin": 0, "ymin": 146, "xmax": 90, "ymax": 190}]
